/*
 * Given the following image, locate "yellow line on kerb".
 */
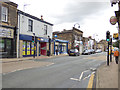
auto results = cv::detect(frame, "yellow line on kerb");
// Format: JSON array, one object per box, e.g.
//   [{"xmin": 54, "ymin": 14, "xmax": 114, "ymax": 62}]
[{"xmin": 87, "ymin": 73, "xmax": 95, "ymax": 90}]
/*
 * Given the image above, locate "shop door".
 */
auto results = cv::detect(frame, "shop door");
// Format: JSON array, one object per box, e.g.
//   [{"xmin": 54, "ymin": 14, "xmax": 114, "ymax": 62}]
[{"xmin": 40, "ymin": 42, "xmax": 46, "ymax": 56}]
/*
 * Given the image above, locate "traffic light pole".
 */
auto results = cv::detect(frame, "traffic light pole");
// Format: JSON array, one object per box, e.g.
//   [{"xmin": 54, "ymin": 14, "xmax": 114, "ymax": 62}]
[
  {"xmin": 110, "ymin": 45, "xmax": 112, "ymax": 62},
  {"xmin": 110, "ymin": 36, "xmax": 112, "ymax": 62},
  {"xmin": 107, "ymin": 41, "xmax": 109, "ymax": 66},
  {"xmin": 106, "ymin": 31, "xmax": 110, "ymax": 66}
]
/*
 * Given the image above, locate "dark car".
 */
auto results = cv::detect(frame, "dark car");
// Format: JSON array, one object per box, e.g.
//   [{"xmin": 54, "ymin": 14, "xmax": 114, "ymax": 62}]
[
  {"xmin": 82, "ymin": 49, "xmax": 91, "ymax": 55},
  {"xmin": 68, "ymin": 49, "xmax": 80, "ymax": 56}
]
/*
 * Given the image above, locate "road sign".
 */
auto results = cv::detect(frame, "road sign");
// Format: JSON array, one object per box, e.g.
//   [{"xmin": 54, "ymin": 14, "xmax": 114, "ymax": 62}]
[
  {"xmin": 110, "ymin": 16, "xmax": 117, "ymax": 25},
  {"xmin": 113, "ymin": 33, "xmax": 118, "ymax": 39}
]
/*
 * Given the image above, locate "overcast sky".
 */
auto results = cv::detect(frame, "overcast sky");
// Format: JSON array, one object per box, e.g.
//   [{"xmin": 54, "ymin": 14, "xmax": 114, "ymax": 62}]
[{"xmin": 9, "ymin": 0, "xmax": 119, "ymax": 41}]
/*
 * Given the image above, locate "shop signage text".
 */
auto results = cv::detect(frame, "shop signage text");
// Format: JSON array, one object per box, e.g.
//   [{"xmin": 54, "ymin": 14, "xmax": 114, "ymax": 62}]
[{"xmin": 0, "ymin": 27, "xmax": 14, "ymax": 38}]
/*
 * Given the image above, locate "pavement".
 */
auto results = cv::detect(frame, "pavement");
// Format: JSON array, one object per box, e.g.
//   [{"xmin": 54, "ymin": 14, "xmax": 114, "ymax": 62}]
[
  {"xmin": 1, "ymin": 54, "xmax": 67, "ymax": 63},
  {"xmin": 96, "ymin": 56, "xmax": 119, "ymax": 89},
  {"xmin": 1, "ymin": 54, "xmax": 67, "ymax": 74}
]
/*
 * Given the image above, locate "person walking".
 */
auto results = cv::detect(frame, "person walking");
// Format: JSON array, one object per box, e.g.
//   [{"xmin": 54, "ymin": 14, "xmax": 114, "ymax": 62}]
[{"xmin": 114, "ymin": 49, "xmax": 119, "ymax": 64}]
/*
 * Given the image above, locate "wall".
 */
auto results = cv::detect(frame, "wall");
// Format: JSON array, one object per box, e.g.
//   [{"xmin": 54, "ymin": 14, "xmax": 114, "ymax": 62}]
[
  {"xmin": 2, "ymin": 2, "xmax": 17, "ymax": 27},
  {"xmin": 19, "ymin": 14, "xmax": 53, "ymax": 38}
]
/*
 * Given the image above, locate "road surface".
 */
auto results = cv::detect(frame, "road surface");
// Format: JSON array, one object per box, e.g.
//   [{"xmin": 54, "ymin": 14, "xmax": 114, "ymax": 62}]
[{"xmin": 2, "ymin": 52, "xmax": 106, "ymax": 88}]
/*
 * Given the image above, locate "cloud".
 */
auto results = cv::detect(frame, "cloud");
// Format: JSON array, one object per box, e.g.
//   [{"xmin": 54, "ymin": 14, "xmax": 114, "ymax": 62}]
[{"xmin": 52, "ymin": 2, "xmax": 111, "ymax": 24}]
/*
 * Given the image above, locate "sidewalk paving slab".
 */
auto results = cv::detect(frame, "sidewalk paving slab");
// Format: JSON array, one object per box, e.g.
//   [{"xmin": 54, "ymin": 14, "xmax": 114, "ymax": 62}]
[
  {"xmin": 1, "ymin": 54, "xmax": 68, "ymax": 74},
  {"xmin": 96, "ymin": 59, "xmax": 118, "ymax": 88},
  {"xmin": 1, "ymin": 54, "xmax": 68, "ymax": 63}
]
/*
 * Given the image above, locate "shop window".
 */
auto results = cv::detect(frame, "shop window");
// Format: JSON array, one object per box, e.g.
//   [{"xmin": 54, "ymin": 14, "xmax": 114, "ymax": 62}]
[
  {"xmin": 31, "ymin": 42, "xmax": 34, "ymax": 55},
  {"xmin": 0, "ymin": 39, "xmax": 4, "ymax": 52},
  {"xmin": 62, "ymin": 45, "xmax": 66, "ymax": 52},
  {"xmin": 23, "ymin": 41, "xmax": 26, "ymax": 55},
  {"xmin": 23, "ymin": 41, "xmax": 35, "ymax": 56},
  {"xmin": 27, "ymin": 42, "xmax": 31, "ymax": 55}
]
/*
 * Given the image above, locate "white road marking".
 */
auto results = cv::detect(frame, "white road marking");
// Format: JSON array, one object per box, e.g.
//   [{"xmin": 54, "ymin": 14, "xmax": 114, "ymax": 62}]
[
  {"xmin": 83, "ymin": 72, "xmax": 95, "ymax": 80},
  {"xmin": 83, "ymin": 74, "xmax": 91, "ymax": 80},
  {"xmin": 78, "ymin": 72, "xmax": 83, "ymax": 81},
  {"xmin": 70, "ymin": 70, "xmax": 90, "ymax": 81},
  {"xmin": 46, "ymin": 63, "xmax": 54, "ymax": 66},
  {"xmin": 70, "ymin": 78, "xmax": 79, "ymax": 81}
]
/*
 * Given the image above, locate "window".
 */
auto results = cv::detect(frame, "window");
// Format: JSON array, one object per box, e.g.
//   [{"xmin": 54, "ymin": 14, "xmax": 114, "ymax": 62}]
[
  {"xmin": 2, "ymin": 6, "xmax": 8, "ymax": 22},
  {"xmin": 44, "ymin": 25, "xmax": 47, "ymax": 35},
  {"xmin": 28, "ymin": 19, "xmax": 33, "ymax": 32}
]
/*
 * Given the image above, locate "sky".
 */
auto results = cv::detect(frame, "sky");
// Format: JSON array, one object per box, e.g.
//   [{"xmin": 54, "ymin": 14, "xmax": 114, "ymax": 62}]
[{"xmin": 9, "ymin": 0, "xmax": 119, "ymax": 41}]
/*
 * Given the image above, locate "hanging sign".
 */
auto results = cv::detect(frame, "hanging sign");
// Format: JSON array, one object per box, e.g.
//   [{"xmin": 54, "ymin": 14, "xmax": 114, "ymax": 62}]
[{"xmin": 110, "ymin": 16, "xmax": 117, "ymax": 25}]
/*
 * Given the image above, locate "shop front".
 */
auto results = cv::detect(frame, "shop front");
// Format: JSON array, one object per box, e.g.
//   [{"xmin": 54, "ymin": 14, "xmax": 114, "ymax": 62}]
[
  {"xmin": 37, "ymin": 37, "xmax": 48, "ymax": 56},
  {"xmin": 19, "ymin": 34, "xmax": 37, "ymax": 57},
  {"xmin": 19, "ymin": 35, "xmax": 49, "ymax": 57},
  {"xmin": 0, "ymin": 26, "xmax": 16, "ymax": 58},
  {"xmin": 53, "ymin": 39, "xmax": 68, "ymax": 55}
]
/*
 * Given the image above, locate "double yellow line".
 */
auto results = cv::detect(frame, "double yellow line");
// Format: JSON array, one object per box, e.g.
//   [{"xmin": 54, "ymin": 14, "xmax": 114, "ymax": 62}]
[{"xmin": 87, "ymin": 73, "xmax": 95, "ymax": 90}]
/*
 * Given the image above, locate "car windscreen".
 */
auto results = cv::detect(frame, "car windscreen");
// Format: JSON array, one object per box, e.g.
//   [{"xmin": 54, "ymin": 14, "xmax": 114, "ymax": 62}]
[{"xmin": 70, "ymin": 49, "xmax": 74, "ymax": 52}]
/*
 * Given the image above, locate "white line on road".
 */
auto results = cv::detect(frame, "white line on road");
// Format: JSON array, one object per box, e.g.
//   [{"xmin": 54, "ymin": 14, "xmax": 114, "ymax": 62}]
[
  {"xmin": 78, "ymin": 72, "xmax": 84, "ymax": 81},
  {"xmin": 46, "ymin": 63, "xmax": 54, "ymax": 66},
  {"xmin": 70, "ymin": 70, "xmax": 90, "ymax": 81},
  {"xmin": 83, "ymin": 72, "xmax": 95, "ymax": 80},
  {"xmin": 70, "ymin": 78, "xmax": 79, "ymax": 81}
]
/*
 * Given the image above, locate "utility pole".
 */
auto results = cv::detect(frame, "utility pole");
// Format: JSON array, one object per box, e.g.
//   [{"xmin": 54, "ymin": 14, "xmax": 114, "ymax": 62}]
[
  {"xmin": 110, "ymin": 35, "xmax": 112, "ymax": 62},
  {"xmin": 106, "ymin": 31, "xmax": 110, "ymax": 66}
]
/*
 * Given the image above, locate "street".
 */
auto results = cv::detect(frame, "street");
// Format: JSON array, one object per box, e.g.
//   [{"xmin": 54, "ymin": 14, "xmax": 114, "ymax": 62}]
[{"xmin": 2, "ymin": 52, "xmax": 106, "ymax": 88}]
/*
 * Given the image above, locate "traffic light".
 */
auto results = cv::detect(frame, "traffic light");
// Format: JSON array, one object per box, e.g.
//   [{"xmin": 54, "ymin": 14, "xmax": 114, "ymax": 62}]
[
  {"xmin": 32, "ymin": 36, "xmax": 34, "ymax": 43},
  {"xmin": 106, "ymin": 31, "xmax": 110, "ymax": 41}
]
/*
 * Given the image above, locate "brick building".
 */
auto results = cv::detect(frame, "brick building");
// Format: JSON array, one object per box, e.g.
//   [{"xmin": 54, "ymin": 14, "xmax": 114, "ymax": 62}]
[
  {"xmin": 0, "ymin": 1, "xmax": 18, "ymax": 58},
  {"xmin": 53, "ymin": 27, "xmax": 83, "ymax": 54},
  {"xmin": 97, "ymin": 39, "xmax": 108, "ymax": 51}
]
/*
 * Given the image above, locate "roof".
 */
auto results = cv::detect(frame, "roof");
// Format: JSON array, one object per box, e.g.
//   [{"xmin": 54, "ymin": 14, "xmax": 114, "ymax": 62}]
[
  {"xmin": 53, "ymin": 28, "xmax": 83, "ymax": 35},
  {"xmin": 18, "ymin": 10, "xmax": 53, "ymax": 26},
  {"xmin": 55, "ymin": 39, "xmax": 69, "ymax": 43}
]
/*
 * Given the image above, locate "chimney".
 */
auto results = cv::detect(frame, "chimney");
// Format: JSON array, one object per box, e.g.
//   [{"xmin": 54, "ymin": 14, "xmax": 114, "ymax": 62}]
[
  {"xmin": 63, "ymin": 29, "xmax": 66, "ymax": 31},
  {"xmin": 41, "ymin": 15, "xmax": 43, "ymax": 20}
]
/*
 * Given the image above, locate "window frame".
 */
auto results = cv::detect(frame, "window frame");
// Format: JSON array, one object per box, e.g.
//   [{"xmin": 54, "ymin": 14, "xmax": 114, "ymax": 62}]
[
  {"xmin": 2, "ymin": 6, "xmax": 8, "ymax": 22},
  {"xmin": 28, "ymin": 19, "xmax": 33, "ymax": 32},
  {"xmin": 44, "ymin": 25, "xmax": 47, "ymax": 35}
]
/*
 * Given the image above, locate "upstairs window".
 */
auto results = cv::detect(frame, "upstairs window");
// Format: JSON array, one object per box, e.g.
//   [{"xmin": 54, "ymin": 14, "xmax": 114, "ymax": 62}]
[
  {"xmin": 2, "ymin": 6, "xmax": 8, "ymax": 22},
  {"xmin": 28, "ymin": 19, "xmax": 33, "ymax": 32},
  {"xmin": 44, "ymin": 25, "xmax": 47, "ymax": 35}
]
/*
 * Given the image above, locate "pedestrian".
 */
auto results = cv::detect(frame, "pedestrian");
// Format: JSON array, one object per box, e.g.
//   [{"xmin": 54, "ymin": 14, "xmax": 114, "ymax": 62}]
[
  {"xmin": 56, "ymin": 49, "xmax": 58, "ymax": 55},
  {"xmin": 114, "ymin": 49, "xmax": 119, "ymax": 64}
]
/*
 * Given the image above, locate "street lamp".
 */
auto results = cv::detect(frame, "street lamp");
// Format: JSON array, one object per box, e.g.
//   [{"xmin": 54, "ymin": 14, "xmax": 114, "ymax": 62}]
[
  {"xmin": 74, "ymin": 23, "xmax": 80, "ymax": 29},
  {"xmin": 48, "ymin": 35, "xmax": 51, "ymax": 56}
]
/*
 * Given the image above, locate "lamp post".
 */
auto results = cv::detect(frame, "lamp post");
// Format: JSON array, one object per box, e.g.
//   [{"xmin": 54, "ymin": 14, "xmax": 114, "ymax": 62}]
[
  {"xmin": 48, "ymin": 35, "xmax": 51, "ymax": 56},
  {"xmin": 74, "ymin": 23, "xmax": 80, "ymax": 29},
  {"xmin": 33, "ymin": 33, "xmax": 35, "ymax": 58}
]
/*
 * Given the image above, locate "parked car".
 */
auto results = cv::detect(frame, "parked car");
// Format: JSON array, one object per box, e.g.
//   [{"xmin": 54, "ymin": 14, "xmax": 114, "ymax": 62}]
[
  {"xmin": 90, "ymin": 49, "xmax": 95, "ymax": 54},
  {"xmin": 68, "ymin": 49, "xmax": 80, "ymax": 56},
  {"xmin": 95, "ymin": 49, "xmax": 102, "ymax": 53},
  {"xmin": 82, "ymin": 49, "xmax": 91, "ymax": 55}
]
